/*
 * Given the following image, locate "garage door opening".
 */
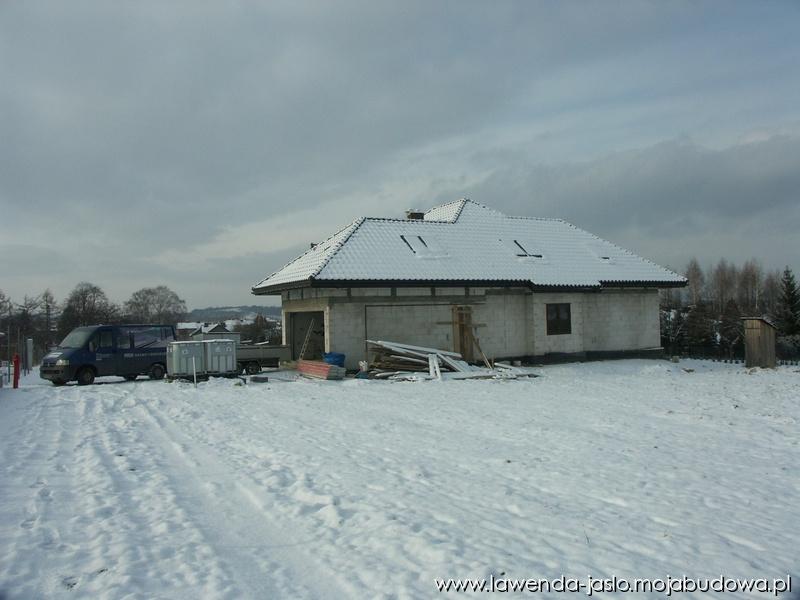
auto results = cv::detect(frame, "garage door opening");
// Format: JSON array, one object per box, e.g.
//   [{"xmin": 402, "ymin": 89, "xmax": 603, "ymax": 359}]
[{"xmin": 289, "ymin": 311, "xmax": 325, "ymax": 360}]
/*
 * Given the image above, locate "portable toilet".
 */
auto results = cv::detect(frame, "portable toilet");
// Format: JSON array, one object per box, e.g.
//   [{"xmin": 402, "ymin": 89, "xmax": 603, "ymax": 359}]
[
  {"xmin": 167, "ymin": 341, "xmax": 205, "ymax": 378},
  {"xmin": 742, "ymin": 317, "xmax": 777, "ymax": 368},
  {"xmin": 204, "ymin": 339, "xmax": 237, "ymax": 374}
]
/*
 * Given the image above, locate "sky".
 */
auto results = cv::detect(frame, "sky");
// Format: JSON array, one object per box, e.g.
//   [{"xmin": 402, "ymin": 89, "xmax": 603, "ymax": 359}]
[{"xmin": 1, "ymin": 1, "xmax": 799, "ymax": 309}]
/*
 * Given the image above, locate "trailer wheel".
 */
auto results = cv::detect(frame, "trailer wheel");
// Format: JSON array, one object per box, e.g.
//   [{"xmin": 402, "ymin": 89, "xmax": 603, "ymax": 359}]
[
  {"xmin": 77, "ymin": 367, "xmax": 95, "ymax": 386},
  {"xmin": 149, "ymin": 364, "xmax": 166, "ymax": 380},
  {"xmin": 245, "ymin": 362, "xmax": 261, "ymax": 375}
]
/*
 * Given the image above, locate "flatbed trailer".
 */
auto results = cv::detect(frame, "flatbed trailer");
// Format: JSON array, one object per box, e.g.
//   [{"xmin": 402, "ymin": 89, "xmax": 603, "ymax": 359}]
[{"xmin": 236, "ymin": 344, "xmax": 291, "ymax": 374}]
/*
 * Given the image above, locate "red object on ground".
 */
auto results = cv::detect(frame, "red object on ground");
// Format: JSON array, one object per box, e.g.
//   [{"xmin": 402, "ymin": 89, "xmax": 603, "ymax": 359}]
[
  {"xmin": 12, "ymin": 353, "xmax": 20, "ymax": 389},
  {"xmin": 297, "ymin": 359, "xmax": 346, "ymax": 380}
]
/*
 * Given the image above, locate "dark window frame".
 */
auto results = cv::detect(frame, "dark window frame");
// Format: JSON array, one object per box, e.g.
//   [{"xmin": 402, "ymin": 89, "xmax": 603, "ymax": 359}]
[{"xmin": 546, "ymin": 303, "xmax": 572, "ymax": 335}]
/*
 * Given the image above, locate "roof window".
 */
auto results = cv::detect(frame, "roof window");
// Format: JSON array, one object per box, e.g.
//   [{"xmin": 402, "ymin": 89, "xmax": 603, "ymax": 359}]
[
  {"xmin": 511, "ymin": 240, "xmax": 543, "ymax": 258},
  {"xmin": 400, "ymin": 234, "xmax": 447, "ymax": 258},
  {"xmin": 400, "ymin": 235, "xmax": 416, "ymax": 253},
  {"xmin": 586, "ymin": 242, "xmax": 614, "ymax": 262}
]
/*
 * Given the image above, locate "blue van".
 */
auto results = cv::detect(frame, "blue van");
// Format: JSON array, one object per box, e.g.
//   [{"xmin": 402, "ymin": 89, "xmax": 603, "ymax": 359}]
[{"xmin": 40, "ymin": 324, "xmax": 176, "ymax": 385}]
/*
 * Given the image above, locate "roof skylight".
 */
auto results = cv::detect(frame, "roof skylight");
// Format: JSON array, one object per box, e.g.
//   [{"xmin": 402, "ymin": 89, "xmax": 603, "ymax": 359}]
[{"xmin": 510, "ymin": 240, "xmax": 543, "ymax": 258}]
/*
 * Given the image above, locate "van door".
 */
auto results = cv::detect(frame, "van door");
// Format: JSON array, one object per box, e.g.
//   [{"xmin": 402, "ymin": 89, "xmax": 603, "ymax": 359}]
[
  {"xmin": 89, "ymin": 328, "xmax": 116, "ymax": 376},
  {"xmin": 115, "ymin": 328, "xmax": 134, "ymax": 375}
]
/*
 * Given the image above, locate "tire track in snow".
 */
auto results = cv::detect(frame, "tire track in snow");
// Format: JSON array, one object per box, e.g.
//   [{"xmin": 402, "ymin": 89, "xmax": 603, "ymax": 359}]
[
  {"xmin": 79, "ymin": 384, "xmax": 244, "ymax": 599},
  {"xmin": 133, "ymin": 396, "xmax": 351, "ymax": 600},
  {"xmin": 0, "ymin": 385, "xmax": 85, "ymax": 598}
]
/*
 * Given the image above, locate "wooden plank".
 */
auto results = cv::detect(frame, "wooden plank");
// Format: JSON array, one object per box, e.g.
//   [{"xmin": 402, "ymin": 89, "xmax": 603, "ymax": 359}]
[
  {"xmin": 440, "ymin": 354, "xmax": 471, "ymax": 373},
  {"xmin": 366, "ymin": 340, "xmax": 462, "ymax": 358}
]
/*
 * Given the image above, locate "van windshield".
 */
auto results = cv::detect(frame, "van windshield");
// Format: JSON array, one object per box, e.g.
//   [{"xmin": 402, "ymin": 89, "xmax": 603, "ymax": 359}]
[{"xmin": 59, "ymin": 328, "xmax": 94, "ymax": 349}]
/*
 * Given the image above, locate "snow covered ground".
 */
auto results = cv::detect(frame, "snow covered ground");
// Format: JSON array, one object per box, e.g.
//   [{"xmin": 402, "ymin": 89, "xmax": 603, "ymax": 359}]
[{"xmin": 1, "ymin": 360, "xmax": 798, "ymax": 599}]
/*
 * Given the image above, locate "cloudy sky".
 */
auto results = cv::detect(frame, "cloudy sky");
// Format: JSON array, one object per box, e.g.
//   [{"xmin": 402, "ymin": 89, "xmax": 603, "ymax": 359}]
[{"xmin": 2, "ymin": 1, "xmax": 799, "ymax": 308}]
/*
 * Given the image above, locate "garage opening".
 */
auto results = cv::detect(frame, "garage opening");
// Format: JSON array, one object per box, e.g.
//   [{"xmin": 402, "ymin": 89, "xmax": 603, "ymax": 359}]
[{"xmin": 289, "ymin": 311, "xmax": 325, "ymax": 360}]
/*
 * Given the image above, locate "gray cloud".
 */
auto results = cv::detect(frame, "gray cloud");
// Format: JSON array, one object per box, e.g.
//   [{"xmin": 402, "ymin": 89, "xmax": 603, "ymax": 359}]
[
  {"xmin": 1, "ymin": 1, "xmax": 799, "ymax": 306},
  {"xmin": 436, "ymin": 135, "xmax": 800, "ymax": 274}
]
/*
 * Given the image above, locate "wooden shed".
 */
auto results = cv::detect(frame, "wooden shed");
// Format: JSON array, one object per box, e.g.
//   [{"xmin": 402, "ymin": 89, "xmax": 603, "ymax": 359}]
[{"xmin": 742, "ymin": 317, "xmax": 777, "ymax": 368}]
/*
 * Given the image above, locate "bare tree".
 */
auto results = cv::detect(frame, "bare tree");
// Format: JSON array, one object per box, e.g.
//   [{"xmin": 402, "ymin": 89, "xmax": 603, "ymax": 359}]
[
  {"xmin": 736, "ymin": 259, "xmax": 763, "ymax": 315},
  {"xmin": 684, "ymin": 258, "xmax": 705, "ymax": 306},
  {"xmin": 709, "ymin": 259, "xmax": 738, "ymax": 315},
  {"xmin": 124, "ymin": 285, "xmax": 187, "ymax": 324},
  {"xmin": 762, "ymin": 269, "xmax": 782, "ymax": 316},
  {"xmin": 39, "ymin": 289, "xmax": 58, "ymax": 349},
  {"xmin": 58, "ymin": 282, "xmax": 118, "ymax": 337}
]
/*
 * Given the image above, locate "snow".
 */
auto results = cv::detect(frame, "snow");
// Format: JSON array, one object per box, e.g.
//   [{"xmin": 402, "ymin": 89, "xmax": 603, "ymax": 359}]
[
  {"xmin": 253, "ymin": 200, "xmax": 686, "ymax": 292},
  {"xmin": 1, "ymin": 360, "xmax": 798, "ymax": 599}
]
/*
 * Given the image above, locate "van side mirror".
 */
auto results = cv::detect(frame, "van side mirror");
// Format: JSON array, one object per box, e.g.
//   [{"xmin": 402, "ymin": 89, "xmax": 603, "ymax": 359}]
[{"xmin": 88, "ymin": 341, "xmax": 96, "ymax": 353}]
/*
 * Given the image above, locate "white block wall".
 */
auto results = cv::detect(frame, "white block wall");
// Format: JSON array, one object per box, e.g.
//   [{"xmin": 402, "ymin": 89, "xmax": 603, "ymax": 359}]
[
  {"xmin": 282, "ymin": 287, "xmax": 662, "ymax": 368},
  {"xmin": 582, "ymin": 289, "xmax": 661, "ymax": 351},
  {"xmin": 530, "ymin": 292, "xmax": 587, "ymax": 355}
]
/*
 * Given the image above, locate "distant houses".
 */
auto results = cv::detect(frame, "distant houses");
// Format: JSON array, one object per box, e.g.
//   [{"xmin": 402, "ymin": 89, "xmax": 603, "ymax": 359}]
[{"xmin": 176, "ymin": 322, "xmax": 242, "ymax": 344}]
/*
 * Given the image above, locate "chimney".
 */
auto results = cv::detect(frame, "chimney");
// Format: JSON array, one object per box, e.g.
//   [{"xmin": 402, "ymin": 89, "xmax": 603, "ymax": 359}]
[
  {"xmin": 309, "ymin": 242, "xmax": 317, "ymax": 249},
  {"xmin": 405, "ymin": 209, "xmax": 425, "ymax": 220}
]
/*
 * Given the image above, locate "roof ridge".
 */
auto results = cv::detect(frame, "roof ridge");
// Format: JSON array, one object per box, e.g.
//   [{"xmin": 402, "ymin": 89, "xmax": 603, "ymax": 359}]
[
  {"xmin": 250, "ymin": 217, "xmax": 364, "ymax": 290},
  {"xmin": 422, "ymin": 198, "xmax": 468, "ymax": 222},
  {"xmin": 310, "ymin": 217, "xmax": 366, "ymax": 279}
]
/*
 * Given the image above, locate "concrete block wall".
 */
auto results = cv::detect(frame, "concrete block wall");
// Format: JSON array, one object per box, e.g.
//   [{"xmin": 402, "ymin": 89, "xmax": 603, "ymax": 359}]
[
  {"xmin": 530, "ymin": 292, "xmax": 587, "ymax": 355},
  {"xmin": 472, "ymin": 291, "xmax": 530, "ymax": 358},
  {"xmin": 281, "ymin": 286, "xmax": 662, "ymax": 368},
  {"xmin": 582, "ymin": 289, "xmax": 660, "ymax": 351},
  {"xmin": 327, "ymin": 302, "xmax": 367, "ymax": 365}
]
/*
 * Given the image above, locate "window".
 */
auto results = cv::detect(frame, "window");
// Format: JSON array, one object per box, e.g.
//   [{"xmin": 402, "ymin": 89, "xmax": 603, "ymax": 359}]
[
  {"xmin": 546, "ymin": 303, "xmax": 571, "ymax": 335},
  {"xmin": 506, "ymin": 239, "xmax": 543, "ymax": 258},
  {"xmin": 400, "ymin": 234, "xmax": 415, "ymax": 253},
  {"xmin": 131, "ymin": 327, "xmax": 166, "ymax": 349},
  {"xmin": 89, "ymin": 330, "xmax": 113, "ymax": 352},
  {"xmin": 586, "ymin": 242, "xmax": 613, "ymax": 262},
  {"xmin": 117, "ymin": 331, "xmax": 132, "ymax": 350},
  {"xmin": 399, "ymin": 234, "xmax": 447, "ymax": 258}
]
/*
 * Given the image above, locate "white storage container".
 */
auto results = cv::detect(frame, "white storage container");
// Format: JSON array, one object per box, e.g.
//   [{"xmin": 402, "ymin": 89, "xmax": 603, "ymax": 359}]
[
  {"xmin": 203, "ymin": 339, "xmax": 237, "ymax": 374},
  {"xmin": 167, "ymin": 341, "xmax": 205, "ymax": 378}
]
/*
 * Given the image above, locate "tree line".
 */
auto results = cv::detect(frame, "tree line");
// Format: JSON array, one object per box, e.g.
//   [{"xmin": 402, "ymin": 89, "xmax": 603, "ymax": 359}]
[
  {"xmin": 660, "ymin": 259, "xmax": 800, "ymax": 359},
  {"xmin": 0, "ymin": 282, "xmax": 187, "ymax": 362}
]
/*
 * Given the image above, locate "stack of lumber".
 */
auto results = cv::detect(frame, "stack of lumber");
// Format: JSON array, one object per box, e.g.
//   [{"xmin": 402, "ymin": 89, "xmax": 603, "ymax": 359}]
[
  {"xmin": 297, "ymin": 359, "xmax": 347, "ymax": 380},
  {"xmin": 367, "ymin": 340, "xmax": 474, "ymax": 376},
  {"xmin": 368, "ymin": 340, "xmax": 470, "ymax": 372},
  {"xmin": 367, "ymin": 340, "xmax": 530, "ymax": 380}
]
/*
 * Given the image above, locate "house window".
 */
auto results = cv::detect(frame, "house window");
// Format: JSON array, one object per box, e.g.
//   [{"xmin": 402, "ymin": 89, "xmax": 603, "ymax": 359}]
[
  {"xmin": 546, "ymin": 303, "xmax": 571, "ymax": 335},
  {"xmin": 511, "ymin": 240, "xmax": 543, "ymax": 258}
]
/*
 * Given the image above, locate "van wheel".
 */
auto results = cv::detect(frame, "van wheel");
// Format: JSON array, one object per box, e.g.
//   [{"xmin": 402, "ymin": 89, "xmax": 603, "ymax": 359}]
[
  {"xmin": 149, "ymin": 364, "xmax": 166, "ymax": 380},
  {"xmin": 52, "ymin": 379, "xmax": 67, "ymax": 386},
  {"xmin": 77, "ymin": 367, "xmax": 95, "ymax": 386},
  {"xmin": 245, "ymin": 362, "xmax": 261, "ymax": 375}
]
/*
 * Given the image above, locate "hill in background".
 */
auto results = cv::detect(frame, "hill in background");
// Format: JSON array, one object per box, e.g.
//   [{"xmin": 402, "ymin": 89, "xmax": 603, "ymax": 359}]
[{"xmin": 185, "ymin": 305, "xmax": 281, "ymax": 323}]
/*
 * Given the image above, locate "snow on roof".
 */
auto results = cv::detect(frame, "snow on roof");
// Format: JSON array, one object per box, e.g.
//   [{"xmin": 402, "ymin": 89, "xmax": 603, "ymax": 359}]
[
  {"xmin": 253, "ymin": 218, "xmax": 365, "ymax": 290},
  {"xmin": 188, "ymin": 322, "xmax": 233, "ymax": 336},
  {"xmin": 253, "ymin": 199, "xmax": 685, "ymax": 292}
]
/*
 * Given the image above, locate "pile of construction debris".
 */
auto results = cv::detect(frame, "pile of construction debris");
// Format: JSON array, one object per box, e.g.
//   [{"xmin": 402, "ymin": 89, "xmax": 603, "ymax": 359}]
[{"xmin": 367, "ymin": 340, "xmax": 527, "ymax": 380}]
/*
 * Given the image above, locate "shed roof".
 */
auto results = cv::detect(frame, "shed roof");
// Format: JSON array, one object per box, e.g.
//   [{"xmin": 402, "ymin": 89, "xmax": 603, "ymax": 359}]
[
  {"xmin": 741, "ymin": 316, "xmax": 778, "ymax": 329},
  {"xmin": 253, "ymin": 199, "xmax": 686, "ymax": 294}
]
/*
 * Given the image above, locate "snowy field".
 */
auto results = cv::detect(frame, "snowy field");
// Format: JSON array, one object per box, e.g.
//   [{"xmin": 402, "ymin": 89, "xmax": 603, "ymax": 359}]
[{"xmin": 1, "ymin": 360, "xmax": 798, "ymax": 599}]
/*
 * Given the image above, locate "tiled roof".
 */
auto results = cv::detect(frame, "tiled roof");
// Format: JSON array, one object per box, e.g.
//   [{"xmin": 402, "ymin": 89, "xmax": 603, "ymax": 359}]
[
  {"xmin": 253, "ymin": 199, "xmax": 685, "ymax": 292},
  {"xmin": 253, "ymin": 218, "xmax": 365, "ymax": 289}
]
